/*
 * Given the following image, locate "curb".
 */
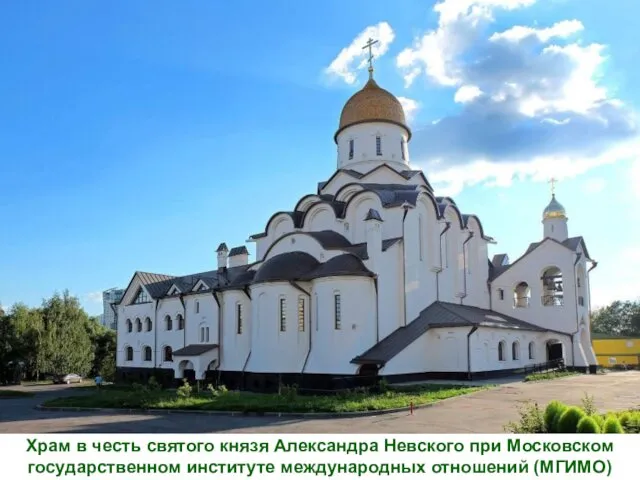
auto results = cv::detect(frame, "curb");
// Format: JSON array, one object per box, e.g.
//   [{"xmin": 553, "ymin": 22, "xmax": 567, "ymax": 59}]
[{"xmin": 35, "ymin": 401, "xmax": 438, "ymax": 419}]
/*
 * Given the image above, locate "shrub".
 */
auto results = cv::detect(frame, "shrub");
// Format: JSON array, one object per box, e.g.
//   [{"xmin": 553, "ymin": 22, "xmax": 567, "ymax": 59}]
[
  {"xmin": 504, "ymin": 402, "xmax": 545, "ymax": 433},
  {"xmin": 218, "ymin": 384, "xmax": 228, "ymax": 394},
  {"xmin": 581, "ymin": 393, "xmax": 597, "ymax": 416},
  {"xmin": 593, "ymin": 415, "xmax": 606, "ymax": 430},
  {"xmin": 618, "ymin": 412, "xmax": 632, "ymax": 429},
  {"xmin": 176, "ymin": 379, "xmax": 192, "ymax": 398},
  {"xmin": 147, "ymin": 376, "xmax": 161, "ymax": 392},
  {"xmin": 576, "ymin": 416, "xmax": 600, "ymax": 433},
  {"xmin": 544, "ymin": 401, "xmax": 566, "ymax": 433},
  {"xmin": 603, "ymin": 416, "xmax": 624, "ymax": 433},
  {"xmin": 557, "ymin": 406, "xmax": 586, "ymax": 433},
  {"xmin": 279, "ymin": 384, "xmax": 298, "ymax": 401},
  {"xmin": 378, "ymin": 378, "xmax": 389, "ymax": 393},
  {"xmin": 626, "ymin": 412, "xmax": 640, "ymax": 433}
]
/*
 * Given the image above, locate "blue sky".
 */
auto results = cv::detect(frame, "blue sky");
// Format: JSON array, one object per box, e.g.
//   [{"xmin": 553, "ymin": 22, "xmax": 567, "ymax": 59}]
[{"xmin": 1, "ymin": 0, "xmax": 639, "ymax": 316}]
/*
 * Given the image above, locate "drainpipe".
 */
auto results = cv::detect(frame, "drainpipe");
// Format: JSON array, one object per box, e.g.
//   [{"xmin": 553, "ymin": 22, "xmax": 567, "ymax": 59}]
[
  {"xmin": 401, "ymin": 203, "xmax": 411, "ymax": 326},
  {"xmin": 239, "ymin": 287, "xmax": 252, "ymax": 375},
  {"xmin": 437, "ymin": 222, "xmax": 451, "ymax": 301},
  {"xmin": 212, "ymin": 290, "xmax": 222, "ymax": 382},
  {"xmin": 373, "ymin": 276, "xmax": 380, "ymax": 343},
  {"xmin": 569, "ymin": 254, "xmax": 582, "ymax": 370},
  {"xmin": 179, "ymin": 294, "xmax": 186, "ymax": 348},
  {"xmin": 461, "ymin": 232, "xmax": 474, "ymax": 305},
  {"xmin": 290, "ymin": 281, "xmax": 312, "ymax": 373},
  {"xmin": 153, "ymin": 300, "xmax": 160, "ymax": 369},
  {"xmin": 467, "ymin": 326, "xmax": 478, "ymax": 380},
  {"xmin": 586, "ymin": 261, "xmax": 598, "ymax": 331}
]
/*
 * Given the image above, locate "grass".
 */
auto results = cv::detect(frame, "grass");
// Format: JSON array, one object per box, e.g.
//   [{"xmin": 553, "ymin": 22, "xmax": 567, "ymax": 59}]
[
  {"xmin": 524, "ymin": 370, "xmax": 579, "ymax": 382},
  {"xmin": 0, "ymin": 389, "xmax": 35, "ymax": 398},
  {"xmin": 43, "ymin": 384, "xmax": 483, "ymax": 413}
]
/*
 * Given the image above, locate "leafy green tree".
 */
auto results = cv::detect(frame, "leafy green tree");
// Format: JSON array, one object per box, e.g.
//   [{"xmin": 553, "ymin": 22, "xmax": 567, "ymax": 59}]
[{"xmin": 591, "ymin": 300, "xmax": 640, "ymax": 337}]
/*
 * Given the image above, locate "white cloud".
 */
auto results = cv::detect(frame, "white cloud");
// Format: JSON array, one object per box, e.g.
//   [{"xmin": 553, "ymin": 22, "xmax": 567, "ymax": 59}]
[
  {"xmin": 396, "ymin": 0, "xmax": 637, "ymax": 193},
  {"xmin": 427, "ymin": 141, "xmax": 634, "ymax": 197},
  {"xmin": 489, "ymin": 19, "xmax": 583, "ymax": 43},
  {"xmin": 86, "ymin": 291, "xmax": 103, "ymax": 304},
  {"xmin": 325, "ymin": 22, "xmax": 395, "ymax": 85},
  {"xmin": 397, "ymin": 96, "xmax": 420, "ymax": 122},
  {"xmin": 631, "ymin": 159, "xmax": 640, "ymax": 198},
  {"xmin": 582, "ymin": 177, "xmax": 606, "ymax": 194},
  {"xmin": 396, "ymin": 0, "xmax": 537, "ymax": 87},
  {"xmin": 454, "ymin": 85, "xmax": 483, "ymax": 103}
]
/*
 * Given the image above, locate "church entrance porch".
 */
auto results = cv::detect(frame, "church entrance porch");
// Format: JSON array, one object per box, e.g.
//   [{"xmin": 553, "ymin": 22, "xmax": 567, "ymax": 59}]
[{"xmin": 171, "ymin": 344, "xmax": 218, "ymax": 381}]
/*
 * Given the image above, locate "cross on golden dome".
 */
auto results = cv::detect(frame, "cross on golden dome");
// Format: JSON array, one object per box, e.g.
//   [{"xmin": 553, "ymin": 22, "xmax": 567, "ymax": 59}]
[
  {"xmin": 362, "ymin": 38, "xmax": 379, "ymax": 78},
  {"xmin": 548, "ymin": 177, "xmax": 558, "ymax": 196}
]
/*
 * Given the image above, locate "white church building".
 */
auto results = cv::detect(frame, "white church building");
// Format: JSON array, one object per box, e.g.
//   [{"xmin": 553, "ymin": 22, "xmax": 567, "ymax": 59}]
[{"xmin": 115, "ymin": 61, "xmax": 598, "ymax": 391}]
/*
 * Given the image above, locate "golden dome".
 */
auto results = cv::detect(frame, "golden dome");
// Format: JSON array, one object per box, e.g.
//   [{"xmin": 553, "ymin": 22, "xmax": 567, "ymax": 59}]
[
  {"xmin": 335, "ymin": 76, "xmax": 411, "ymax": 142},
  {"xmin": 543, "ymin": 195, "xmax": 567, "ymax": 220}
]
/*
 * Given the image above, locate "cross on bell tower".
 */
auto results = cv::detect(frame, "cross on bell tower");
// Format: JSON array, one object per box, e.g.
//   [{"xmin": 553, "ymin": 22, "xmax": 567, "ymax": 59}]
[{"xmin": 362, "ymin": 37, "xmax": 379, "ymax": 79}]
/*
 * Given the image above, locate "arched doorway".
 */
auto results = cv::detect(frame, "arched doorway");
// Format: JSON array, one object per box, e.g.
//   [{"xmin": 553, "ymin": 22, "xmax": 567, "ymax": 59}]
[
  {"xmin": 178, "ymin": 360, "xmax": 195, "ymax": 382},
  {"xmin": 546, "ymin": 340, "xmax": 564, "ymax": 364}
]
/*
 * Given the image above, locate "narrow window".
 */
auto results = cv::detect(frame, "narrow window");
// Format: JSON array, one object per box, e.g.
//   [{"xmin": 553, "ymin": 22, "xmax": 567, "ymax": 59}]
[
  {"xmin": 334, "ymin": 293, "xmax": 342, "ymax": 330},
  {"xmin": 401, "ymin": 139, "xmax": 405, "ymax": 160},
  {"xmin": 145, "ymin": 317, "xmax": 152, "ymax": 331},
  {"xmin": 512, "ymin": 342, "xmax": 519, "ymax": 361},
  {"xmin": 164, "ymin": 346, "xmax": 172, "ymax": 362},
  {"xmin": 298, "ymin": 297, "xmax": 305, "ymax": 332},
  {"xmin": 348, "ymin": 139, "xmax": 354, "ymax": 160},
  {"xmin": 577, "ymin": 277, "xmax": 581, "ymax": 288},
  {"xmin": 418, "ymin": 215, "xmax": 424, "ymax": 261},
  {"xmin": 498, "ymin": 288, "xmax": 504, "ymax": 300},
  {"xmin": 528, "ymin": 342, "xmax": 535, "ymax": 360},
  {"xmin": 498, "ymin": 341, "xmax": 505, "ymax": 361},
  {"xmin": 165, "ymin": 315, "xmax": 172, "ymax": 331},
  {"xmin": 126, "ymin": 346, "xmax": 133, "ymax": 361},
  {"xmin": 376, "ymin": 136, "xmax": 382, "ymax": 156},
  {"xmin": 236, "ymin": 303, "xmax": 243, "ymax": 334},
  {"xmin": 135, "ymin": 318, "xmax": 142, "ymax": 332},
  {"xmin": 200, "ymin": 327, "xmax": 204, "ymax": 343},
  {"xmin": 205, "ymin": 327, "xmax": 210, "ymax": 343},
  {"xmin": 177, "ymin": 314, "xmax": 184, "ymax": 330},
  {"xmin": 279, "ymin": 297, "xmax": 286, "ymax": 332},
  {"xmin": 195, "ymin": 301, "xmax": 200, "ymax": 314},
  {"xmin": 126, "ymin": 319, "xmax": 132, "ymax": 333},
  {"xmin": 144, "ymin": 346, "xmax": 152, "ymax": 362}
]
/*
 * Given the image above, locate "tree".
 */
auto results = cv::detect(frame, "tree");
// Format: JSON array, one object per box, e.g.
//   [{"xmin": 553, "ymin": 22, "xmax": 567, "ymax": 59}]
[{"xmin": 591, "ymin": 300, "xmax": 640, "ymax": 337}]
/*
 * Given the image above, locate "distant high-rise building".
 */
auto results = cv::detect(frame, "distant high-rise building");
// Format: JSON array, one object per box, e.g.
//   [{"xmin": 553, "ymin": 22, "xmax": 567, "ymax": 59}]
[{"xmin": 102, "ymin": 288, "xmax": 124, "ymax": 330}]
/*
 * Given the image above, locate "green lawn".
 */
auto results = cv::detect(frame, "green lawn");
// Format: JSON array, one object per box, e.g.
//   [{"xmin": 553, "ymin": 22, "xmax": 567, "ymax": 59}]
[
  {"xmin": 0, "ymin": 389, "xmax": 35, "ymax": 398},
  {"xmin": 524, "ymin": 370, "xmax": 579, "ymax": 382},
  {"xmin": 43, "ymin": 384, "xmax": 483, "ymax": 413}
]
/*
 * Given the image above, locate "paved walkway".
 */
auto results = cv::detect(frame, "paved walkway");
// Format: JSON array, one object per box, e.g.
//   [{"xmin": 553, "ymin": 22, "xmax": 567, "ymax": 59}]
[{"xmin": 1, "ymin": 372, "xmax": 639, "ymax": 433}]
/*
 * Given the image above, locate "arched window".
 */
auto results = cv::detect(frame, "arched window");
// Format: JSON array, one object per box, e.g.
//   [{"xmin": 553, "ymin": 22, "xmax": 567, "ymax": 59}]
[
  {"xmin": 279, "ymin": 296, "xmax": 287, "ymax": 332},
  {"xmin": 401, "ymin": 139, "xmax": 405, "ymax": 160},
  {"xmin": 418, "ymin": 214, "xmax": 424, "ymax": 261},
  {"xmin": 528, "ymin": 341, "xmax": 535, "ymax": 360},
  {"xmin": 125, "ymin": 346, "xmax": 133, "ymax": 362},
  {"xmin": 143, "ymin": 346, "xmax": 152, "ymax": 362},
  {"xmin": 236, "ymin": 303, "xmax": 243, "ymax": 334},
  {"xmin": 513, "ymin": 282, "xmax": 531, "ymax": 308},
  {"xmin": 298, "ymin": 296, "xmax": 306, "ymax": 332},
  {"xmin": 334, "ymin": 292, "xmax": 342, "ymax": 330},
  {"xmin": 135, "ymin": 318, "xmax": 142, "ymax": 332},
  {"xmin": 200, "ymin": 325, "xmax": 210, "ymax": 343},
  {"xmin": 165, "ymin": 315, "xmax": 172, "ymax": 331},
  {"xmin": 163, "ymin": 346, "xmax": 172, "ymax": 362},
  {"xmin": 145, "ymin": 317, "xmax": 152, "ymax": 331},
  {"xmin": 498, "ymin": 341, "xmax": 506, "ymax": 361},
  {"xmin": 541, "ymin": 266, "xmax": 564, "ymax": 306},
  {"xmin": 512, "ymin": 341, "xmax": 520, "ymax": 361},
  {"xmin": 348, "ymin": 139, "xmax": 354, "ymax": 160},
  {"xmin": 126, "ymin": 319, "xmax": 132, "ymax": 333},
  {"xmin": 177, "ymin": 314, "xmax": 185, "ymax": 330},
  {"xmin": 375, "ymin": 135, "xmax": 382, "ymax": 156}
]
